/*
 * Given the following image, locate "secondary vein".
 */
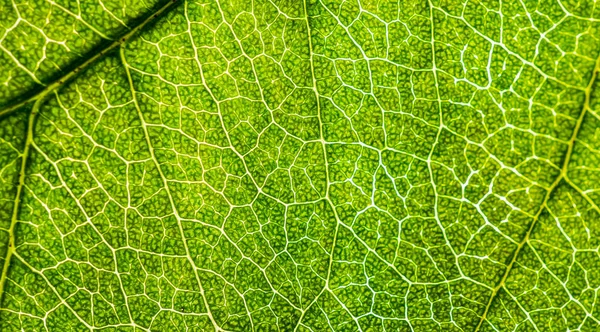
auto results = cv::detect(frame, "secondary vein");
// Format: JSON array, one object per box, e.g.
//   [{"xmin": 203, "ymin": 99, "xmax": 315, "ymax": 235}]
[
  {"xmin": 0, "ymin": 0, "xmax": 182, "ymax": 312},
  {"xmin": 0, "ymin": 99, "xmax": 39, "ymax": 305}
]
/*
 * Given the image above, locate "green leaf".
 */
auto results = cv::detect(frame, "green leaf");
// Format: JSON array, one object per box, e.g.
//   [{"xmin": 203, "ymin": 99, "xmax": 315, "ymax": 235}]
[{"xmin": 0, "ymin": 0, "xmax": 599, "ymax": 330}]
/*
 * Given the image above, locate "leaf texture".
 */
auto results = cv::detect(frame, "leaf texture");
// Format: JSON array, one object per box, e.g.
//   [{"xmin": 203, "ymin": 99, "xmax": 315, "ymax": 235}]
[{"xmin": 0, "ymin": 0, "xmax": 600, "ymax": 331}]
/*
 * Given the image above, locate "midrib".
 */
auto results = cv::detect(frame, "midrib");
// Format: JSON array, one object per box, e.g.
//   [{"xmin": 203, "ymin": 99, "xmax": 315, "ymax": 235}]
[
  {"xmin": 0, "ymin": 0, "xmax": 180, "ymax": 118},
  {"xmin": 474, "ymin": 53, "xmax": 600, "ymax": 331}
]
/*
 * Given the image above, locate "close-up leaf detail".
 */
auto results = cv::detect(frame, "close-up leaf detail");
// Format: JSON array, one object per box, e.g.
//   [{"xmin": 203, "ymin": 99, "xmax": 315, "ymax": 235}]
[{"xmin": 0, "ymin": 0, "xmax": 600, "ymax": 331}]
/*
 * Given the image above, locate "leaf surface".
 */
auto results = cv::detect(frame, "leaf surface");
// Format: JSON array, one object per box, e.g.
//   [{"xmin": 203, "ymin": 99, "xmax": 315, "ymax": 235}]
[{"xmin": 0, "ymin": 0, "xmax": 599, "ymax": 331}]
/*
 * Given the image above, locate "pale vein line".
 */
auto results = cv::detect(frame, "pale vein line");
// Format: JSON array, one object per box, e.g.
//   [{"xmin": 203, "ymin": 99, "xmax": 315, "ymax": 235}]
[
  {"xmin": 293, "ymin": 0, "xmax": 341, "ymax": 330},
  {"xmin": 119, "ymin": 46, "xmax": 221, "ymax": 332}
]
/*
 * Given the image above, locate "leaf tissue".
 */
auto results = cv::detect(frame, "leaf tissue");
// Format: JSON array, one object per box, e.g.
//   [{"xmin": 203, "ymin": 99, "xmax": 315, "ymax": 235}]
[{"xmin": 0, "ymin": 0, "xmax": 599, "ymax": 331}]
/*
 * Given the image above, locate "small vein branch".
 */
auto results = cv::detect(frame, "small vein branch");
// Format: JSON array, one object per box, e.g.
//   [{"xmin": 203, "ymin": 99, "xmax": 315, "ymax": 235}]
[{"xmin": 474, "ymin": 53, "xmax": 600, "ymax": 331}]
